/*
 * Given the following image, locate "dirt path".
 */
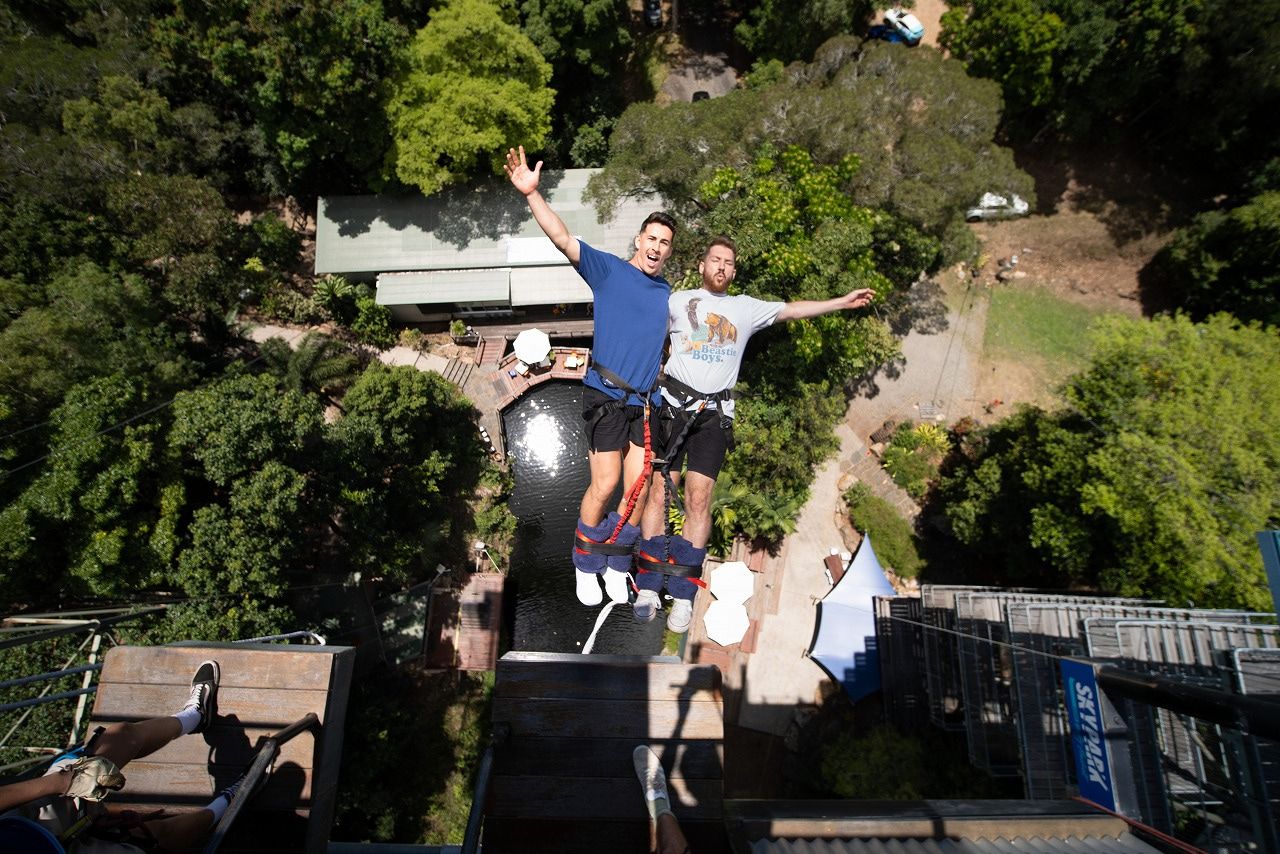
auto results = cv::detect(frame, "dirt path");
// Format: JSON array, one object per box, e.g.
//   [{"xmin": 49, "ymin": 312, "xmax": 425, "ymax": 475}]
[{"xmin": 908, "ymin": 0, "xmax": 949, "ymax": 47}]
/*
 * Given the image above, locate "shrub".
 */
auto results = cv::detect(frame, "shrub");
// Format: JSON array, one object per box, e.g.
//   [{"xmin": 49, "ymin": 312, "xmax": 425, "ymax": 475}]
[
  {"xmin": 844, "ymin": 483, "xmax": 924, "ymax": 578},
  {"xmin": 314, "ymin": 275, "xmax": 358, "ymax": 323},
  {"xmin": 259, "ymin": 286, "xmax": 329, "ymax": 326},
  {"xmin": 351, "ymin": 297, "xmax": 396, "ymax": 349}
]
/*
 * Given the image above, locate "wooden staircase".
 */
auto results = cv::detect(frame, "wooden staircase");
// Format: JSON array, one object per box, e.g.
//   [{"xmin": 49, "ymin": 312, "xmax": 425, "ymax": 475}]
[
  {"xmin": 482, "ymin": 652, "xmax": 727, "ymax": 852},
  {"xmin": 475, "ymin": 336, "xmax": 507, "ymax": 366},
  {"xmin": 441, "ymin": 356, "xmax": 474, "ymax": 389},
  {"xmin": 88, "ymin": 642, "xmax": 354, "ymax": 853}
]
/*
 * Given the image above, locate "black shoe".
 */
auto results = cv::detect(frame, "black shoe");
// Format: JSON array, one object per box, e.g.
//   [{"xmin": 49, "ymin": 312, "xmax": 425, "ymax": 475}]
[{"xmin": 187, "ymin": 660, "xmax": 220, "ymax": 734}]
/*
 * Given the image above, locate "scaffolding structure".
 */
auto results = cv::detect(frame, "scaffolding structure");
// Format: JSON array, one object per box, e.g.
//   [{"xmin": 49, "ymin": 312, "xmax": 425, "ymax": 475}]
[{"xmin": 876, "ymin": 584, "xmax": 1280, "ymax": 852}]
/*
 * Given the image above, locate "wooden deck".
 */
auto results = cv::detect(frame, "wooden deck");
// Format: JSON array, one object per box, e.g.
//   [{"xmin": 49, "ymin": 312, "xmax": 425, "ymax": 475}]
[
  {"xmin": 483, "ymin": 652, "xmax": 728, "ymax": 852},
  {"xmin": 424, "ymin": 572, "xmax": 505, "ymax": 671},
  {"xmin": 89, "ymin": 642, "xmax": 354, "ymax": 853},
  {"xmin": 489, "ymin": 346, "xmax": 589, "ymax": 411}
]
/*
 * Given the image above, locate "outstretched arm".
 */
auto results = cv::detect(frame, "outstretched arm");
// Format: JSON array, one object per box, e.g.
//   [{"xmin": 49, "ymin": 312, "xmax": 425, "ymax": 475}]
[
  {"xmin": 505, "ymin": 146, "xmax": 580, "ymax": 265},
  {"xmin": 0, "ymin": 768, "xmax": 69, "ymax": 812},
  {"xmin": 776, "ymin": 287, "xmax": 875, "ymax": 322}
]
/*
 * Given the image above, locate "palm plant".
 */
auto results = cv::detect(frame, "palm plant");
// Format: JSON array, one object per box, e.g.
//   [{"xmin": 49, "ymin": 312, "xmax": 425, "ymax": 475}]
[{"xmin": 260, "ymin": 333, "xmax": 360, "ymax": 410}]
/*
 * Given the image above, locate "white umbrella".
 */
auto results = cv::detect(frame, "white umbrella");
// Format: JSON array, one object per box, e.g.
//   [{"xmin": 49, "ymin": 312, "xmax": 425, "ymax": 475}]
[
  {"xmin": 703, "ymin": 600, "xmax": 750, "ymax": 647},
  {"xmin": 513, "ymin": 328, "xmax": 551, "ymax": 364},
  {"xmin": 709, "ymin": 561, "xmax": 754, "ymax": 606}
]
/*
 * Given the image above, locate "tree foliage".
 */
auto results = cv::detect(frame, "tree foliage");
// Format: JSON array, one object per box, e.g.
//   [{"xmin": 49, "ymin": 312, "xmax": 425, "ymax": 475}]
[
  {"xmin": 519, "ymin": 0, "xmax": 631, "ymax": 166},
  {"xmin": 386, "ymin": 0, "xmax": 555, "ymax": 195},
  {"xmin": 735, "ymin": 0, "xmax": 872, "ymax": 64},
  {"xmin": 327, "ymin": 366, "xmax": 484, "ymax": 580},
  {"xmin": 151, "ymin": 0, "xmax": 409, "ymax": 192},
  {"xmin": 933, "ymin": 314, "xmax": 1280, "ymax": 610},
  {"xmin": 941, "ymin": 0, "xmax": 1280, "ymax": 178},
  {"xmin": 1149, "ymin": 191, "xmax": 1280, "ymax": 326},
  {"xmin": 587, "ymin": 36, "xmax": 1032, "ymax": 263}
]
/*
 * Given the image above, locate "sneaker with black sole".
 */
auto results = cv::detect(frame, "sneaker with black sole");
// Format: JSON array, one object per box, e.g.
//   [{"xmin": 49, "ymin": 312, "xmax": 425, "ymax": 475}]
[{"xmin": 187, "ymin": 660, "xmax": 220, "ymax": 734}]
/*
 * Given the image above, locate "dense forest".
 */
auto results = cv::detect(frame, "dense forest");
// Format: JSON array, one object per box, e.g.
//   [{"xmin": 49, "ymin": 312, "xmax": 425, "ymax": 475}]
[{"xmin": 2, "ymin": 0, "xmax": 1279, "ymax": 840}]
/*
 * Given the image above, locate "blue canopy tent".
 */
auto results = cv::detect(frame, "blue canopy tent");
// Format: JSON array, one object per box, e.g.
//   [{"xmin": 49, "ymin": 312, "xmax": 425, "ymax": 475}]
[{"xmin": 807, "ymin": 533, "xmax": 898, "ymax": 703}]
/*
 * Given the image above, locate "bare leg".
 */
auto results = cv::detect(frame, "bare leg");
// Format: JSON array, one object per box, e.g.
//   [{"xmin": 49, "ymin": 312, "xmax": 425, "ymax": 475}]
[
  {"xmin": 641, "ymin": 469, "xmax": 680, "ymax": 538},
  {"xmin": 142, "ymin": 808, "xmax": 216, "ymax": 852},
  {"xmin": 91, "ymin": 717, "xmax": 183, "ymax": 769},
  {"xmin": 679, "ymin": 472, "xmax": 715, "ymax": 549},
  {"xmin": 617, "ymin": 441, "xmax": 651, "ymax": 524},
  {"xmin": 581, "ymin": 448, "xmax": 623, "ymax": 526},
  {"xmin": 656, "ymin": 811, "xmax": 691, "ymax": 854}
]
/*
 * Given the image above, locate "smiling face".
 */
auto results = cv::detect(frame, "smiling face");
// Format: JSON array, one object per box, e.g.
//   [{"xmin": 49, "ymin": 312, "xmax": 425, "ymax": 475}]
[
  {"xmin": 630, "ymin": 222, "xmax": 674, "ymax": 276},
  {"xmin": 698, "ymin": 243, "xmax": 736, "ymax": 293}
]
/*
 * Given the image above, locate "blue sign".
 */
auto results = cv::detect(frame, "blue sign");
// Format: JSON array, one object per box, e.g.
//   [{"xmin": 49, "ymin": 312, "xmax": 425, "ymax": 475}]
[{"xmin": 1060, "ymin": 658, "xmax": 1116, "ymax": 810}]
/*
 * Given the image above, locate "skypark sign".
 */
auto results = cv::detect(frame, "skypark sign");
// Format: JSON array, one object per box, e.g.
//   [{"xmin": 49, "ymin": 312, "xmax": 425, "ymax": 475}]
[{"xmin": 1061, "ymin": 658, "xmax": 1116, "ymax": 810}]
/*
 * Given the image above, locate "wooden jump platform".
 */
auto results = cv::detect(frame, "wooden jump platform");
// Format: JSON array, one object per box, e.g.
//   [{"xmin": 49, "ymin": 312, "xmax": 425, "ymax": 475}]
[
  {"xmin": 88, "ymin": 642, "xmax": 354, "ymax": 853},
  {"xmin": 483, "ymin": 652, "xmax": 727, "ymax": 852}
]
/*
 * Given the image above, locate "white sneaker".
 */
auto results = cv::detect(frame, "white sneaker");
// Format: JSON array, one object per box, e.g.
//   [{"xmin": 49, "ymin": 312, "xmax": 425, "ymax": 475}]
[
  {"xmin": 632, "ymin": 745, "xmax": 669, "ymax": 806},
  {"xmin": 666, "ymin": 598, "xmax": 693, "ymax": 633},
  {"xmin": 602, "ymin": 568, "xmax": 630, "ymax": 603},
  {"xmin": 633, "ymin": 589, "xmax": 660, "ymax": 622},
  {"xmin": 575, "ymin": 569, "xmax": 603, "ymax": 606}
]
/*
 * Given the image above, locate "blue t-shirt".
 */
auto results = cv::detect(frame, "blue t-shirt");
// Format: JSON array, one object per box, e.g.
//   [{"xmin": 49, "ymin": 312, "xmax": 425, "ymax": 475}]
[{"xmin": 577, "ymin": 240, "xmax": 670, "ymax": 406}]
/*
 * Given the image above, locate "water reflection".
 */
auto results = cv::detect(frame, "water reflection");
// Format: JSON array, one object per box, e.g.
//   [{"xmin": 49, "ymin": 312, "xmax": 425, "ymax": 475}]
[
  {"xmin": 512, "ymin": 408, "xmax": 569, "ymax": 476},
  {"xmin": 504, "ymin": 382, "xmax": 664, "ymax": 655}
]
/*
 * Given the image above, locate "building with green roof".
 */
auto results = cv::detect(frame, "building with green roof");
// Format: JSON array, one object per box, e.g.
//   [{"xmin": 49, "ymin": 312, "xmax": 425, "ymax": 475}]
[{"xmin": 315, "ymin": 169, "xmax": 663, "ymax": 323}]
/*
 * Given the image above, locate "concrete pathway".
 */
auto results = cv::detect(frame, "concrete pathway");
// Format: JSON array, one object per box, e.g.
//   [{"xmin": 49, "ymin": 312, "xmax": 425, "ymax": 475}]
[{"xmin": 737, "ymin": 422, "xmax": 862, "ymax": 735}]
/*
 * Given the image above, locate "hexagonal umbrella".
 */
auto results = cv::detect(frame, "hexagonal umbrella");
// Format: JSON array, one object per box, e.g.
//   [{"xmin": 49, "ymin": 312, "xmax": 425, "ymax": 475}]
[
  {"xmin": 703, "ymin": 600, "xmax": 750, "ymax": 647},
  {"xmin": 513, "ymin": 328, "xmax": 551, "ymax": 364},
  {"xmin": 709, "ymin": 561, "xmax": 754, "ymax": 606}
]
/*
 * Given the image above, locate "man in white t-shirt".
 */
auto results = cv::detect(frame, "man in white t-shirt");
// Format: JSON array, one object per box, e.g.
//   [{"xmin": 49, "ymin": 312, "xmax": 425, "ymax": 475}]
[{"xmin": 634, "ymin": 236, "xmax": 875, "ymax": 631}]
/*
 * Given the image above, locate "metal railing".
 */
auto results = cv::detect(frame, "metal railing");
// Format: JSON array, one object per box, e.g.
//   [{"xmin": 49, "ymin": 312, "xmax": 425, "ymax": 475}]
[{"xmin": 202, "ymin": 712, "xmax": 320, "ymax": 854}]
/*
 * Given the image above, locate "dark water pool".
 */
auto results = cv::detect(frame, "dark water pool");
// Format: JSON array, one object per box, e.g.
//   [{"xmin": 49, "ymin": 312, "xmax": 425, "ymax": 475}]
[{"xmin": 503, "ymin": 382, "xmax": 664, "ymax": 655}]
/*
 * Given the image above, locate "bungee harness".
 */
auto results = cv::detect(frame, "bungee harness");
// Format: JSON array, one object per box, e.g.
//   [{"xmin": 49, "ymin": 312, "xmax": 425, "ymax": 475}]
[
  {"xmin": 573, "ymin": 364, "xmax": 738, "ymax": 595},
  {"xmin": 574, "ymin": 362, "xmax": 659, "ymax": 565},
  {"xmin": 633, "ymin": 376, "xmax": 738, "ymax": 589}
]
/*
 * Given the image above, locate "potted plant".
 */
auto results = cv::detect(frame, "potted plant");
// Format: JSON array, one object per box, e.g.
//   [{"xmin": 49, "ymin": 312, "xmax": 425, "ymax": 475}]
[{"xmin": 450, "ymin": 319, "xmax": 477, "ymax": 345}]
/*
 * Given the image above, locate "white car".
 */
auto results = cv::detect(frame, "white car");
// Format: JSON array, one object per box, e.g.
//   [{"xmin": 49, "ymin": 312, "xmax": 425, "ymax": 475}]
[
  {"xmin": 883, "ymin": 9, "xmax": 925, "ymax": 45},
  {"xmin": 965, "ymin": 192, "xmax": 1030, "ymax": 222}
]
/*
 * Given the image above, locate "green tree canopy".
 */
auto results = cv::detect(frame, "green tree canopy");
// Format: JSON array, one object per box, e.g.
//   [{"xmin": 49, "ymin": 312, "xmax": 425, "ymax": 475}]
[
  {"xmin": 587, "ymin": 36, "xmax": 1032, "ymax": 262},
  {"xmin": 1149, "ymin": 191, "xmax": 1280, "ymax": 326},
  {"xmin": 150, "ymin": 0, "xmax": 408, "ymax": 192},
  {"xmin": 385, "ymin": 0, "xmax": 555, "ymax": 195},
  {"xmin": 940, "ymin": 0, "xmax": 1280, "ymax": 178},
  {"xmin": 934, "ymin": 314, "xmax": 1280, "ymax": 611},
  {"xmin": 735, "ymin": 0, "xmax": 872, "ymax": 64},
  {"xmin": 327, "ymin": 365, "xmax": 485, "ymax": 579},
  {"xmin": 519, "ymin": 0, "xmax": 631, "ymax": 165}
]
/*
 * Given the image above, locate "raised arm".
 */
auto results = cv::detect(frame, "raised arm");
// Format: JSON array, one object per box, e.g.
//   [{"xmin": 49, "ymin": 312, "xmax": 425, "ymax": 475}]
[
  {"xmin": 505, "ymin": 146, "xmax": 580, "ymax": 265},
  {"xmin": 776, "ymin": 287, "xmax": 875, "ymax": 322}
]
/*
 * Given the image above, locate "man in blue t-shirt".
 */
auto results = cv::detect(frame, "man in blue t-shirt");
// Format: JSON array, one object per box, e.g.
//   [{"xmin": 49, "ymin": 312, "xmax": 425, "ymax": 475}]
[{"xmin": 505, "ymin": 145, "xmax": 676, "ymax": 607}]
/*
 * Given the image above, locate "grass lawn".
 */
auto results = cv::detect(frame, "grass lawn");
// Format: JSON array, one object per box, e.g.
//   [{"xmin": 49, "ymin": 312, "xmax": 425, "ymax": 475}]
[{"xmin": 983, "ymin": 285, "xmax": 1109, "ymax": 379}]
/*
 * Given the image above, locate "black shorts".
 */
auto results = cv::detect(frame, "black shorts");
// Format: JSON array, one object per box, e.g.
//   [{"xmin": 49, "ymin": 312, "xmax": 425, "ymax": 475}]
[
  {"xmin": 582, "ymin": 387, "xmax": 657, "ymax": 453},
  {"xmin": 663, "ymin": 407, "xmax": 732, "ymax": 479}
]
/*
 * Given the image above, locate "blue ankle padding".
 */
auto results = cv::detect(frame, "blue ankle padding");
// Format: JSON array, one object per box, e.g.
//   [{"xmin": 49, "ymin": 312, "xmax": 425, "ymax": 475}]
[
  {"xmin": 638, "ymin": 535, "xmax": 705, "ymax": 600},
  {"xmin": 572, "ymin": 513, "xmax": 621, "ymax": 575},
  {"xmin": 606, "ymin": 520, "xmax": 641, "ymax": 574}
]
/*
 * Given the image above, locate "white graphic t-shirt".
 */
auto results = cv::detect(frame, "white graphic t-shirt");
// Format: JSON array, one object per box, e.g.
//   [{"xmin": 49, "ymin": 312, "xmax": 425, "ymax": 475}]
[{"xmin": 662, "ymin": 288, "xmax": 784, "ymax": 419}]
